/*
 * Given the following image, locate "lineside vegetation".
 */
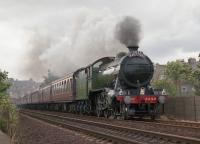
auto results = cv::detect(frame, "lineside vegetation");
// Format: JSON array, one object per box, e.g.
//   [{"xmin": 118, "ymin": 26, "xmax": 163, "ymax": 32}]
[
  {"xmin": 0, "ymin": 70, "xmax": 17, "ymax": 142},
  {"xmin": 153, "ymin": 61, "xmax": 200, "ymax": 96}
]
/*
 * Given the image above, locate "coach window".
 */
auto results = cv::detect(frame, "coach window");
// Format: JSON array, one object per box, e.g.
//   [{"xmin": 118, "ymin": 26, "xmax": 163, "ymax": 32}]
[
  {"xmin": 58, "ymin": 83, "xmax": 59, "ymax": 94},
  {"xmin": 61, "ymin": 82, "xmax": 63, "ymax": 93},
  {"xmin": 64, "ymin": 80, "xmax": 66, "ymax": 92},
  {"xmin": 54, "ymin": 84, "xmax": 56, "ymax": 95},
  {"xmin": 54, "ymin": 84, "xmax": 56, "ymax": 93},
  {"xmin": 56, "ymin": 84, "xmax": 58, "ymax": 94},
  {"xmin": 65, "ymin": 81, "xmax": 67, "ymax": 92},
  {"xmin": 55, "ymin": 84, "xmax": 56, "ymax": 94},
  {"xmin": 68, "ymin": 79, "xmax": 71, "ymax": 92},
  {"xmin": 42, "ymin": 89, "xmax": 44, "ymax": 100},
  {"xmin": 93, "ymin": 61, "xmax": 103, "ymax": 71},
  {"xmin": 63, "ymin": 81, "xmax": 65, "ymax": 92},
  {"xmin": 57, "ymin": 83, "xmax": 59, "ymax": 94},
  {"xmin": 45, "ymin": 89, "xmax": 47, "ymax": 100},
  {"xmin": 57, "ymin": 83, "xmax": 59, "ymax": 93},
  {"xmin": 66, "ymin": 80, "xmax": 68, "ymax": 92},
  {"xmin": 53, "ymin": 85, "xmax": 55, "ymax": 95},
  {"xmin": 69, "ymin": 79, "xmax": 71, "ymax": 92},
  {"xmin": 43, "ymin": 89, "xmax": 45, "ymax": 100},
  {"xmin": 58, "ymin": 83, "xmax": 60, "ymax": 93},
  {"xmin": 61, "ymin": 81, "xmax": 63, "ymax": 93},
  {"xmin": 62, "ymin": 81, "xmax": 64, "ymax": 93},
  {"xmin": 70, "ymin": 78, "xmax": 73, "ymax": 92},
  {"xmin": 60, "ymin": 83, "xmax": 61, "ymax": 93},
  {"xmin": 45, "ymin": 88, "xmax": 47, "ymax": 98},
  {"xmin": 57, "ymin": 86, "xmax": 58, "ymax": 94},
  {"xmin": 60, "ymin": 82, "xmax": 62, "ymax": 93},
  {"xmin": 46, "ymin": 88, "xmax": 48, "ymax": 99},
  {"xmin": 59, "ymin": 82, "xmax": 61, "ymax": 93},
  {"xmin": 52, "ymin": 85, "xmax": 54, "ymax": 96},
  {"xmin": 67, "ymin": 80, "xmax": 69, "ymax": 92}
]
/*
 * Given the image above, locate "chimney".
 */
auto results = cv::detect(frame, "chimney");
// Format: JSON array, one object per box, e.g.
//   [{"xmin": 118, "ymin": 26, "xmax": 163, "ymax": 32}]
[{"xmin": 127, "ymin": 46, "xmax": 138, "ymax": 52}]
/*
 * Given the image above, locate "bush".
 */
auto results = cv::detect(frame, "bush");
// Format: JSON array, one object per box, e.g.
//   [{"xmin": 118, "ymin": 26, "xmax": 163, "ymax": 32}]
[
  {"xmin": 152, "ymin": 79, "xmax": 177, "ymax": 96},
  {"xmin": 0, "ymin": 70, "xmax": 18, "ymax": 137},
  {"xmin": 0, "ymin": 118, "xmax": 6, "ymax": 132}
]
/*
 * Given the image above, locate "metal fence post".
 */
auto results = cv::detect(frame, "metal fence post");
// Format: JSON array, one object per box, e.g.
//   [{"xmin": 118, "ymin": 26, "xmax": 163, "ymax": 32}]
[
  {"xmin": 183, "ymin": 97, "xmax": 186, "ymax": 120},
  {"xmin": 194, "ymin": 96, "xmax": 197, "ymax": 121}
]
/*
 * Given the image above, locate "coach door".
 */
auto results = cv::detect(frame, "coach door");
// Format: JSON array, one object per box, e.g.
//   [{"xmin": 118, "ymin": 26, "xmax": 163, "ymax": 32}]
[{"xmin": 75, "ymin": 68, "xmax": 88, "ymax": 100}]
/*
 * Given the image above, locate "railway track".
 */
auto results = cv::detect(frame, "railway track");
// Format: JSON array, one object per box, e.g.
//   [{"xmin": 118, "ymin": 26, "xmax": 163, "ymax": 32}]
[
  {"xmin": 23, "ymin": 110, "xmax": 200, "ymax": 138},
  {"xmin": 127, "ymin": 119, "xmax": 200, "ymax": 134},
  {"xmin": 156, "ymin": 119, "xmax": 200, "ymax": 128},
  {"xmin": 20, "ymin": 110, "xmax": 200, "ymax": 144}
]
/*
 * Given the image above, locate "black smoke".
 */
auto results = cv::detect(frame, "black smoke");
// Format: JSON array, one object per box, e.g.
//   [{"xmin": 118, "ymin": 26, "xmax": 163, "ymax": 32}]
[{"xmin": 115, "ymin": 16, "xmax": 141, "ymax": 47}]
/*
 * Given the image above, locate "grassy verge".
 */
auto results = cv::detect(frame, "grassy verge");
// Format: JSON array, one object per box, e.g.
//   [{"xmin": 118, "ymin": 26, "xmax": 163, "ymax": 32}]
[{"xmin": 0, "ymin": 96, "xmax": 18, "ymax": 143}]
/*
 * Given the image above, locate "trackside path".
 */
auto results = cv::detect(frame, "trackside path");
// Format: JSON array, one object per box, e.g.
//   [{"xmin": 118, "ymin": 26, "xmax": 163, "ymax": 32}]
[{"xmin": 0, "ymin": 130, "xmax": 10, "ymax": 144}]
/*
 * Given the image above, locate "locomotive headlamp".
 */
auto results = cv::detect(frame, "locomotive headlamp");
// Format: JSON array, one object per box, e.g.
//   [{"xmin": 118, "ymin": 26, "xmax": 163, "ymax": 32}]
[
  {"xmin": 162, "ymin": 89, "xmax": 167, "ymax": 95},
  {"xmin": 140, "ymin": 87, "xmax": 145, "ymax": 95},
  {"xmin": 119, "ymin": 89, "xmax": 124, "ymax": 95}
]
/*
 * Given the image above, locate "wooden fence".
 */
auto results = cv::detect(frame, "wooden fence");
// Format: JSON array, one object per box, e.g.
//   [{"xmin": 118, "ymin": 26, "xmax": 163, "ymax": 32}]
[{"xmin": 163, "ymin": 96, "xmax": 200, "ymax": 121}]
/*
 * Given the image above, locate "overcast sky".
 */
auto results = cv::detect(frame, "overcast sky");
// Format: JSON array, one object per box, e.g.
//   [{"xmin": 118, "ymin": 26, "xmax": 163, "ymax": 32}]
[{"xmin": 0, "ymin": 0, "xmax": 200, "ymax": 80}]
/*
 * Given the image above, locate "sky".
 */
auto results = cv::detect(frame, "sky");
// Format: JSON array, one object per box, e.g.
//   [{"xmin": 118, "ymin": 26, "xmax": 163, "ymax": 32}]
[{"xmin": 0, "ymin": 0, "xmax": 200, "ymax": 80}]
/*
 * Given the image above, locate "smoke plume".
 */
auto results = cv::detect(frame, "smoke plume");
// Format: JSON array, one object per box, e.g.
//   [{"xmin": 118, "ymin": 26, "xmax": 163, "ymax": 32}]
[
  {"xmin": 22, "ymin": 8, "xmax": 133, "ymax": 80},
  {"xmin": 115, "ymin": 16, "xmax": 141, "ymax": 47}
]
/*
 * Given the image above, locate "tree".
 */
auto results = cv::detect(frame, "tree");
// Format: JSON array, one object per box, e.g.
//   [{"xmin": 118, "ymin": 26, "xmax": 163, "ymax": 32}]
[
  {"xmin": 192, "ymin": 64, "xmax": 200, "ymax": 95},
  {"xmin": 165, "ymin": 61, "xmax": 192, "ymax": 96},
  {"xmin": 152, "ymin": 79, "xmax": 177, "ymax": 96},
  {"xmin": 0, "ymin": 70, "xmax": 17, "ymax": 137},
  {"xmin": 182, "ymin": 63, "xmax": 193, "ymax": 82},
  {"xmin": 0, "ymin": 70, "xmax": 12, "ymax": 132},
  {"xmin": 0, "ymin": 70, "xmax": 10, "ymax": 98}
]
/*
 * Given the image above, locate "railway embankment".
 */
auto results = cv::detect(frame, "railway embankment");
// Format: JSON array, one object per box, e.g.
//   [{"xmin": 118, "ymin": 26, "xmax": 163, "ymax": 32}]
[
  {"xmin": 15, "ymin": 113, "xmax": 101, "ymax": 144},
  {"xmin": 0, "ymin": 130, "xmax": 10, "ymax": 144},
  {"xmin": 0, "ymin": 99, "xmax": 18, "ymax": 143}
]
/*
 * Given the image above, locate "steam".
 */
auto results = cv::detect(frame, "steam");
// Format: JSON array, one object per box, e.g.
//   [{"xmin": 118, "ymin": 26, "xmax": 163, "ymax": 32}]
[
  {"xmin": 115, "ymin": 16, "xmax": 141, "ymax": 47},
  {"xmin": 23, "ymin": 31, "xmax": 51, "ymax": 79},
  {"xmin": 22, "ymin": 8, "xmax": 132, "ymax": 80}
]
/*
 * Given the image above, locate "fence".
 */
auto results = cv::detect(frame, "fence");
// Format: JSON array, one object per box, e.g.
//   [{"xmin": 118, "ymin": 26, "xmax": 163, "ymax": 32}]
[{"xmin": 164, "ymin": 96, "xmax": 200, "ymax": 121}]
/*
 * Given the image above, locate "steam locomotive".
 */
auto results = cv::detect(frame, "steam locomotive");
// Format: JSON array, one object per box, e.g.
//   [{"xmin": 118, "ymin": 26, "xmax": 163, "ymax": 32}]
[{"xmin": 18, "ymin": 46, "xmax": 166, "ymax": 120}]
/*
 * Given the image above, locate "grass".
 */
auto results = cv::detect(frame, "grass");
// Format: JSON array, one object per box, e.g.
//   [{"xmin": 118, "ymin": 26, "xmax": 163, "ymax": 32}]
[{"xmin": 0, "ymin": 96, "xmax": 18, "ymax": 143}]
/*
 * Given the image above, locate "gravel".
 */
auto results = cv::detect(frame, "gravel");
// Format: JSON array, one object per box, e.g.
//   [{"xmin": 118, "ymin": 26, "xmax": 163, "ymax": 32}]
[
  {"xmin": 16, "ymin": 114, "xmax": 102, "ymax": 144},
  {"xmin": 40, "ymin": 111, "xmax": 200, "ymax": 139}
]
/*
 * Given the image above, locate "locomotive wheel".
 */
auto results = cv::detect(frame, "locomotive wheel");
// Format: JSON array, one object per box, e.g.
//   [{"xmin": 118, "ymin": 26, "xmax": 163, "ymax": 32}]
[
  {"xmin": 96, "ymin": 108, "xmax": 103, "ymax": 117},
  {"xmin": 110, "ymin": 109, "xmax": 117, "ymax": 119},
  {"xmin": 96, "ymin": 92, "xmax": 108, "ymax": 117},
  {"xmin": 103, "ymin": 109, "xmax": 110, "ymax": 118}
]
